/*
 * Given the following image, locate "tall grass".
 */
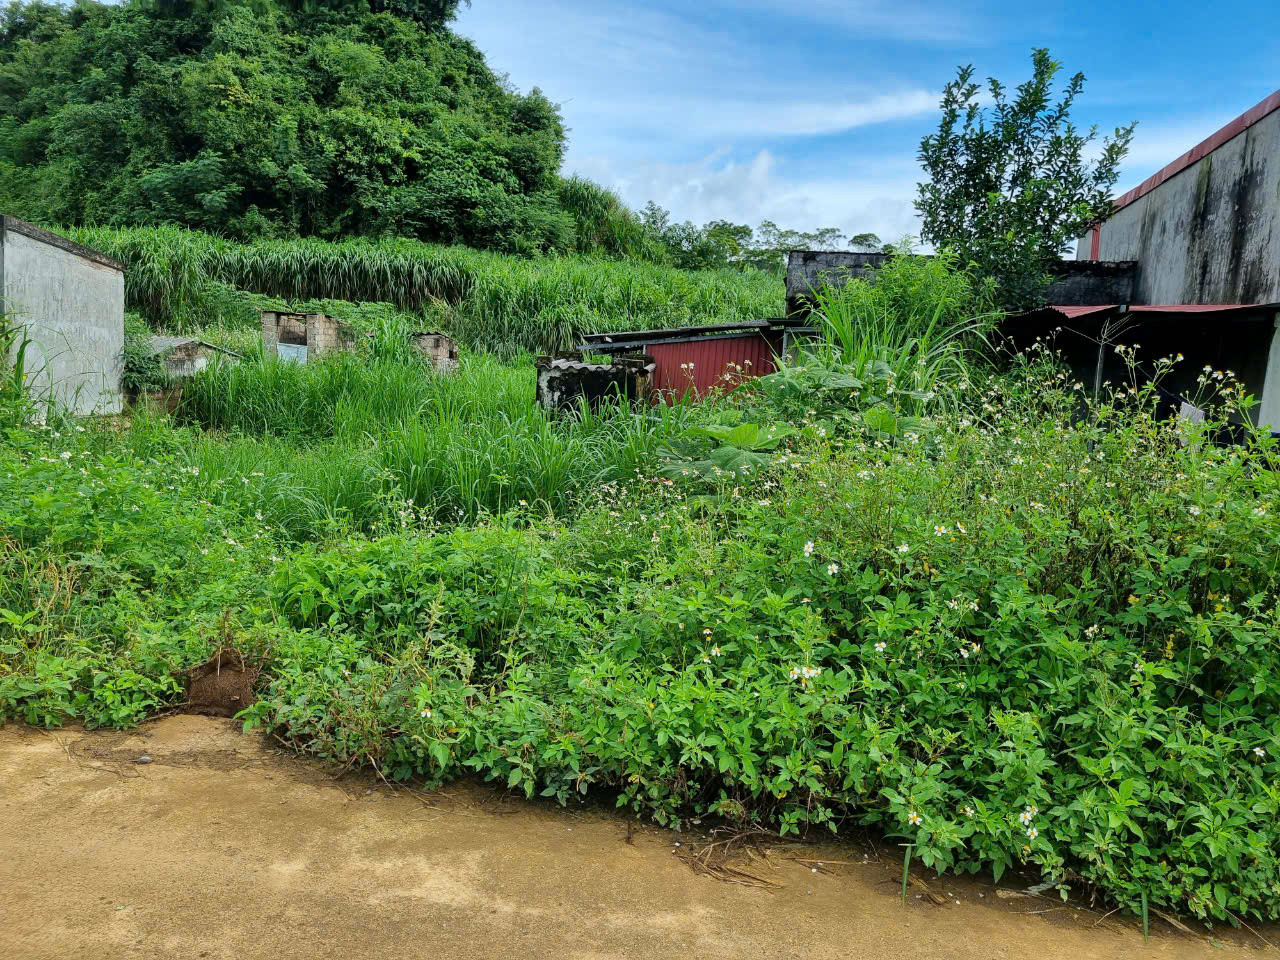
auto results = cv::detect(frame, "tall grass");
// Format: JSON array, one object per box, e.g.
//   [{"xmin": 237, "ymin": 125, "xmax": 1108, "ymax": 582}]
[
  {"xmin": 174, "ymin": 352, "xmax": 702, "ymax": 534},
  {"xmin": 62, "ymin": 226, "xmax": 783, "ymax": 355},
  {"xmin": 806, "ymin": 250, "xmax": 999, "ymax": 402}
]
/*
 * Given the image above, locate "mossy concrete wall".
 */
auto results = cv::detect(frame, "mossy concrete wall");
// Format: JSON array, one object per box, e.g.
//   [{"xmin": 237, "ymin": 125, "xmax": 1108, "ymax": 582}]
[
  {"xmin": 1077, "ymin": 101, "xmax": 1280, "ymax": 304},
  {"xmin": 0, "ymin": 216, "xmax": 124, "ymax": 416}
]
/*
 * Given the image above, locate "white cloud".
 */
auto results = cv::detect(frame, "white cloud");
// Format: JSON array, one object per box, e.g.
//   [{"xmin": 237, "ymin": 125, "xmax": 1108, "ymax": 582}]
[
  {"xmin": 571, "ymin": 90, "xmax": 939, "ymax": 140},
  {"xmin": 573, "ymin": 149, "xmax": 924, "ymax": 243},
  {"xmin": 456, "ymin": 0, "xmax": 941, "ymax": 235}
]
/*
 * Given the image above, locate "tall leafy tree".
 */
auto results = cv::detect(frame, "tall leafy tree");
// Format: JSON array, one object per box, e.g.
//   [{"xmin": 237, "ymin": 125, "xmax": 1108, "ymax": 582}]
[
  {"xmin": 916, "ymin": 48, "xmax": 1135, "ymax": 308},
  {"xmin": 0, "ymin": 0, "xmax": 573, "ymax": 252}
]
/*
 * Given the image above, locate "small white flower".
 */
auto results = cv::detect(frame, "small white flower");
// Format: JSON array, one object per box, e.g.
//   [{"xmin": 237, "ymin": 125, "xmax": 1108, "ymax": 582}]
[
  {"xmin": 933, "ymin": 525, "xmax": 948, "ymax": 537},
  {"xmin": 1254, "ymin": 746, "xmax": 1267, "ymax": 759},
  {"xmin": 960, "ymin": 647, "xmax": 970, "ymax": 659},
  {"xmin": 703, "ymin": 627, "xmax": 712, "ymax": 636},
  {"xmin": 1026, "ymin": 826, "xmax": 1038, "ymax": 840},
  {"xmin": 827, "ymin": 563, "xmax": 839, "ymax": 576},
  {"xmin": 711, "ymin": 646, "xmax": 721, "ymax": 657},
  {"xmin": 421, "ymin": 708, "xmax": 432, "ymax": 718},
  {"xmin": 962, "ymin": 806, "xmax": 974, "ymax": 818},
  {"xmin": 907, "ymin": 811, "xmax": 922, "ymax": 826},
  {"xmin": 803, "ymin": 540, "xmax": 815, "ymax": 557},
  {"xmin": 897, "ymin": 544, "xmax": 909, "ymax": 554},
  {"xmin": 60, "ymin": 451, "xmax": 72, "ymax": 460},
  {"xmin": 1253, "ymin": 506, "xmax": 1267, "ymax": 517},
  {"xmin": 1085, "ymin": 624, "xmax": 1099, "ymax": 638},
  {"xmin": 1188, "ymin": 505, "xmax": 1201, "ymax": 516},
  {"xmin": 874, "ymin": 641, "xmax": 886, "ymax": 653}
]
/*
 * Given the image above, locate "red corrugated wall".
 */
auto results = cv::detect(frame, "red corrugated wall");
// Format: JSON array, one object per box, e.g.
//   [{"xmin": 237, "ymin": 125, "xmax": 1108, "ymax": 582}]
[{"xmin": 647, "ymin": 332, "xmax": 784, "ymax": 401}]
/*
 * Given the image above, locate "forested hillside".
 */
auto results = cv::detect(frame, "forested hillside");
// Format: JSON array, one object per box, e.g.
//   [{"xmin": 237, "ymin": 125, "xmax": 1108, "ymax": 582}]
[
  {"xmin": 0, "ymin": 0, "xmax": 642, "ymax": 254},
  {"xmin": 0, "ymin": 0, "xmax": 864, "ymax": 267}
]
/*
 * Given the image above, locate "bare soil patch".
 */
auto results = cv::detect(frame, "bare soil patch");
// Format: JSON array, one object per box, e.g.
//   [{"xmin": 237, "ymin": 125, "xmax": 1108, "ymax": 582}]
[
  {"xmin": 0, "ymin": 716, "xmax": 1274, "ymax": 960},
  {"xmin": 184, "ymin": 648, "xmax": 258, "ymax": 717}
]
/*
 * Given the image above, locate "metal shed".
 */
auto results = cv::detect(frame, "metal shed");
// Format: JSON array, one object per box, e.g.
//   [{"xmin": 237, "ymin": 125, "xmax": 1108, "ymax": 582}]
[
  {"xmin": 999, "ymin": 302, "xmax": 1280, "ymax": 433},
  {"xmin": 580, "ymin": 319, "xmax": 814, "ymax": 401}
]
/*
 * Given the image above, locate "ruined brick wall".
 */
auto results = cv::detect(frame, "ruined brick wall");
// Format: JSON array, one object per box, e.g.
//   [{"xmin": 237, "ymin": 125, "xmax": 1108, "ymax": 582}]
[
  {"xmin": 410, "ymin": 332, "xmax": 459, "ymax": 374},
  {"xmin": 261, "ymin": 311, "xmax": 352, "ymax": 359},
  {"xmin": 305, "ymin": 314, "xmax": 351, "ymax": 354}
]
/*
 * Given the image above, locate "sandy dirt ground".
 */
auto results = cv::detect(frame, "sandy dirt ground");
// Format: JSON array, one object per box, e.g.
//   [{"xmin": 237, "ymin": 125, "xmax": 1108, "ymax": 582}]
[{"xmin": 1, "ymin": 715, "xmax": 1274, "ymax": 960}]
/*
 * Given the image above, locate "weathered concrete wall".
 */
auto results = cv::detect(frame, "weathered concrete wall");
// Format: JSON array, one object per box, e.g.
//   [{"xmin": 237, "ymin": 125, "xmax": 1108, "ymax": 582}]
[
  {"xmin": 785, "ymin": 251, "xmax": 888, "ymax": 317},
  {"xmin": 1, "ymin": 217, "xmax": 124, "ymax": 415},
  {"xmin": 1043, "ymin": 260, "xmax": 1137, "ymax": 305},
  {"xmin": 1077, "ymin": 103, "xmax": 1280, "ymax": 304},
  {"xmin": 786, "ymin": 250, "xmax": 1136, "ymax": 315}
]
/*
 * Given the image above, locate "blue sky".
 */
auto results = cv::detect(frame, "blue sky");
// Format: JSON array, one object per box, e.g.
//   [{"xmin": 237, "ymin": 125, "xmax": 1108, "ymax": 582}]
[{"xmin": 454, "ymin": 0, "xmax": 1280, "ymax": 245}]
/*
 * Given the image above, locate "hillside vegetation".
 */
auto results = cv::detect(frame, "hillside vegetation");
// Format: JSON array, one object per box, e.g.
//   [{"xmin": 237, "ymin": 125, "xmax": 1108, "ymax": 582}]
[
  {"xmin": 61, "ymin": 225, "xmax": 784, "ymax": 355},
  {"xmin": 0, "ymin": 0, "xmax": 662, "ymax": 257},
  {"xmin": 5, "ymin": 256, "xmax": 1280, "ymax": 925}
]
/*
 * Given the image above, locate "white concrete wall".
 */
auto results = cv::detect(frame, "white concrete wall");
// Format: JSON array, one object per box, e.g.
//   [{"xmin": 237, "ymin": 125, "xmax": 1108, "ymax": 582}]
[
  {"xmin": 1259, "ymin": 316, "xmax": 1280, "ymax": 434},
  {"xmin": 1, "ymin": 220, "xmax": 124, "ymax": 416},
  {"xmin": 1078, "ymin": 105, "xmax": 1280, "ymax": 305}
]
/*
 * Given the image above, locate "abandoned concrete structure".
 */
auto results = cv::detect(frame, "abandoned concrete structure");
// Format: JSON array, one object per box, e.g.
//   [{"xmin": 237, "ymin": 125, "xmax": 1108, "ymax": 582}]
[
  {"xmin": 147, "ymin": 335, "xmax": 240, "ymax": 379},
  {"xmin": 1076, "ymin": 88, "xmax": 1280, "ymax": 305},
  {"xmin": 535, "ymin": 355, "xmax": 655, "ymax": 413},
  {"xmin": 409, "ymin": 331, "xmax": 459, "ymax": 374},
  {"xmin": 1, "ymin": 215, "xmax": 125, "ymax": 415},
  {"xmin": 125, "ymin": 336, "xmax": 241, "ymax": 412},
  {"xmin": 785, "ymin": 250, "xmax": 1138, "ymax": 318},
  {"xmin": 261, "ymin": 310, "xmax": 353, "ymax": 363}
]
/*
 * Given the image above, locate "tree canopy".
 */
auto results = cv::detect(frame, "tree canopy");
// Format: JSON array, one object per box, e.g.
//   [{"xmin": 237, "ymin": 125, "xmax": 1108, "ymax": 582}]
[
  {"xmin": 0, "ymin": 0, "xmax": 886, "ymax": 265},
  {"xmin": 0, "ymin": 0, "xmax": 580, "ymax": 252},
  {"xmin": 916, "ymin": 48, "xmax": 1135, "ymax": 307}
]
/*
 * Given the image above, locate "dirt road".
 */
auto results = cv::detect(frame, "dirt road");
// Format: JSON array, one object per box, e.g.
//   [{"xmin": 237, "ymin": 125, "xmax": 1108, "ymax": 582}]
[{"xmin": 0, "ymin": 716, "xmax": 1271, "ymax": 960}]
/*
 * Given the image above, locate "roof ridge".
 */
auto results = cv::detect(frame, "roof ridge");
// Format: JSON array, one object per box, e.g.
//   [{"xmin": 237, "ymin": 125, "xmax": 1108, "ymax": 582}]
[{"xmin": 1111, "ymin": 87, "xmax": 1280, "ymax": 214}]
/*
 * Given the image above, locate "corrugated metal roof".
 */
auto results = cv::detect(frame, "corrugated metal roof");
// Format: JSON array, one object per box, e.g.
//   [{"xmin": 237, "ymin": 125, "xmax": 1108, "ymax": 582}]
[
  {"xmin": 147, "ymin": 336, "xmax": 242, "ymax": 357},
  {"xmin": 1110, "ymin": 88, "xmax": 1280, "ymax": 214},
  {"xmin": 1011, "ymin": 303, "xmax": 1280, "ymax": 324},
  {"xmin": 584, "ymin": 318, "xmax": 804, "ymax": 348}
]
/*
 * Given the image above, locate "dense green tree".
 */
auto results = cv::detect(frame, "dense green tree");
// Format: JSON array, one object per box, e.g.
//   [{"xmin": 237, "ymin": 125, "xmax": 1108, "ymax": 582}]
[
  {"xmin": 639, "ymin": 203, "xmax": 879, "ymax": 274},
  {"xmin": 0, "ymin": 0, "xmax": 577, "ymax": 252},
  {"xmin": 916, "ymin": 48, "xmax": 1135, "ymax": 308}
]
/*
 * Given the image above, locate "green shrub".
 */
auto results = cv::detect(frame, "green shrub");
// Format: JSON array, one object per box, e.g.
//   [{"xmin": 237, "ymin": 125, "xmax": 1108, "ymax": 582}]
[{"xmin": 4, "ymin": 339, "xmax": 1280, "ymax": 924}]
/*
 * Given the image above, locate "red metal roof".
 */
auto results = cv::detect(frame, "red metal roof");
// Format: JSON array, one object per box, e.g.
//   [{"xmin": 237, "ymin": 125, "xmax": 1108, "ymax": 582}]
[
  {"xmin": 1127, "ymin": 303, "xmax": 1277, "ymax": 314},
  {"xmin": 1016, "ymin": 303, "xmax": 1278, "ymax": 323},
  {"xmin": 1050, "ymin": 305, "xmax": 1118, "ymax": 318},
  {"xmin": 1110, "ymin": 87, "xmax": 1280, "ymax": 214}
]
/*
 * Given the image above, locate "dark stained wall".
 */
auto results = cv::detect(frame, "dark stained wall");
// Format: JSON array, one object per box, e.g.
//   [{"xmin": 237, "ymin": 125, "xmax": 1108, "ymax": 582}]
[
  {"xmin": 1077, "ymin": 95, "xmax": 1280, "ymax": 304},
  {"xmin": 785, "ymin": 250, "xmax": 1137, "ymax": 317}
]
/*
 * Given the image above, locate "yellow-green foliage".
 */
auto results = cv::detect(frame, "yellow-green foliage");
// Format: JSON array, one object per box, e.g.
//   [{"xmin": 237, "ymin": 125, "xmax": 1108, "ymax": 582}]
[{"xmin": 63, "ymin": 226, "xmax": 784, "ymax": 356}]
